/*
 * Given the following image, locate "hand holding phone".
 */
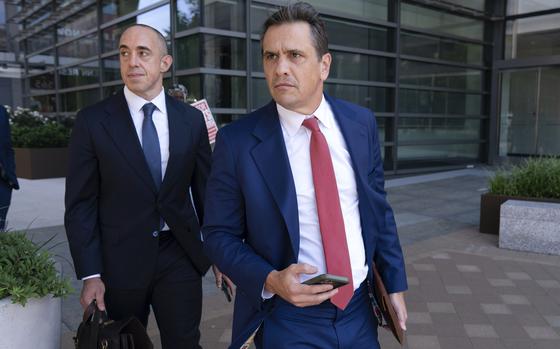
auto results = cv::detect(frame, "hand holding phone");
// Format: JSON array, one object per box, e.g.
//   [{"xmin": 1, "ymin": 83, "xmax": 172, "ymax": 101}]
[{"xmin": 302, "ymin": 273, "xmax": 349, "ymax": 289}]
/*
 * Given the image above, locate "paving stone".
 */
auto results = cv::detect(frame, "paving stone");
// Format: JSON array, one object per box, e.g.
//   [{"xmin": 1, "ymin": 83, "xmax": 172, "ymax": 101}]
[
  {"xmin": 470, "ymin": 338, "xmax": 505, "ymax": 348},
  {"xmin": 536, "ymin": 280, "xmax": 560, "ymax": 289},
  {"xmin": 506, "ymin": 272, "xmax": 532, "ymax": 280},
  {"xmin": 534, "ymin": 339, "xmax": 560, "ymax": 349},
  {"xmin": 427, "ymin": 302, "xmax": 456, "ymax": 314},
  {"xmin": 500, "ymin": 294, "xmax": 531, "ymax": 305},
  {"xmin": 408, "ymin": 312, "xmax": 433, "ymax": 324},
  {"xmin": 431, "ymin": 313, "xmax": 463, "ymax": 326},
  {"xmin": 464, "ymin": 324, "xmax": 499, "ymax": 338},
  {"xmin": 502, "ymin": 339, "xmax": 537, "ymax": 349},
  {"xmin": 544, "ymin": 315, "xmax": 560, "ymax": 328},
  {"xmin": 407, "ymin": 335, "xmax": 441, "ymax": 349},
  {"xmin": 488, "ymin": 278, "xmax": 515, "ymax": 287},
  {"xmin": 524, "ymin": 326, "xmax": 560, "ymax": 340},
  {"xmin": 413, "ymin": 263, "xmax": 437, "ymax": 272},
  {"xmin": 407, "ymin": 276, "xmax": 420, "ymax": 286},
  {"xmin": 446, "ymin": 285, "xmax": 472, "ymax": 295},
  {"xmin": 481, "ymin": 303, "xmax": 512, "ymax": 315},
  {"xmin": 437, "ymin": 337, "xmax": 473, "ymax": 349},
  {"xmin": 457, "ymin": 265, "xmax": 482, "ymax": 273}
]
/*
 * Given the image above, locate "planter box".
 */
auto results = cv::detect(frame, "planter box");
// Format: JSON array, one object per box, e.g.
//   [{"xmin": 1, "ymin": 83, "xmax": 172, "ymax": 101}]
[
  {"xmin": 0, "ymin": 295, "xmax": 61, "ymax": 349},
  {"xmin": 15, "ymin": 147, "xmax": 68, "ymax": 179},
  {"xmin": 479, "ymin": 193, "xmax": 560, "ymax": 235},
  {"xmin": 500, "ymin": 200, "xmax": 560, "ymax": 255}
]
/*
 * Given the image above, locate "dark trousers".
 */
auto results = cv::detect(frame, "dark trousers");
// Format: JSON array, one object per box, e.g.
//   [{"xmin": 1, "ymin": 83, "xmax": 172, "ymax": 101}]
[
  {"xmin": 0, "ymin": 181, "xmax": 12, "ymax": 231},
  {"xmin": 104, "ymin": 233, "xmax": 202, "ymax": 349},
  {"xmin": 256, "ymin": 283, "xmax": 380, "ymax": 349}
]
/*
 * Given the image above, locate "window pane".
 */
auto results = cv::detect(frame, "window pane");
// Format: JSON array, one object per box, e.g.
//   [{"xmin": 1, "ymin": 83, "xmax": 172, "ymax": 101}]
[
  {"xmin": 60, "ymin": 88, "xmax": 101, "ymax": 112},
  {"xmin": 398, "ymin": 117, "xmax": 480, "ymax": 142},
  {"xmin": 251, "ymin": 78, "xmax": 270, "ymax": 109},
  {"xmin": 203, "ymin": 75, "xmax": 246, "ymax": 108},
  {"xmin": 29, "ymin": 94, "xmax": 56, "ymax": 114},
  {"xmin": 330, "ymin": 52, "xmax": 394, "ymax": 82},
  {"xmin": 400, "ymin": 60, "xmax": 482, "ymax": 90},
  {"xmin": 398, "ymin": 143, "xmax": 479, "ymax": 161},
  {"xmin": 177, "ymin": 75, "xmax": 202, "ymax": 101},
  {"xmin": 175, "ymin": 35, "xmax": 200, "ymax": 70},
  {"xmin": 399, "ymin": 89, "xmax": 482, "ymax": 115},
  {"xmin": 505, "ymin": 14, "xmax": 560, "ymax": 59},
  {"xmin": 101, "ymin": 0, "xmax": 161, "ymax": 23},
  {"xmin": 401, "ymin": 32, "xmax": 484, "ymax": 65},
  {"xmin": 30, "ymin": 72, "xmax": 55, "ymax": 94},
  {"xmin": 27, "ymin": 30, "xmax": 54, "ymax": 52},
  {"xmin": 57, "ymin": 5, "xmax": 96, "ymax": 42},
  {"xmin": 507, "ymin": 0, "xmax": 560, "ymax": 15},
  {"xmin": 27, "ymin": 50, "xmax": 55, "ymax": 71},
  {"xmin": 325, "ymin": 18, "xmax": 392, "ymax": 52},
  {"xmin": 203, "ymin": 0, "xmax": 245, "ymax": 32},
  {"xmin": 213, "ymin": 114, "xmax": 244, "ymax": 127},
  {"xmin": 325, "ymin": 84, "xmax": 392, "ymax": 112},
  {"xmin": 445, "ymin": 0, "xmax": 485, "ymax": 11},
  {"xmin": 176, "ymin": 0, "xmax": 200, "ymax": 31},
  {"xmin": 401, "ymin": 3, "xmax": 484, "ymax": 41},
  {"xmin": 102, "ymin": 55, "xmax": 121, "ymax": 82},
  {"xmin": 59, "ymin": 62, "xmax": 100, "ymax": 89},
  {"xmin": 58, "ymin": 34, "xmax": 98, "ymax": 65},
  {"xmin": 306, "ymin": 0, "xmax": 387, "ymax": 22},
  {"xmin": 102, "ymin": 5, "xmax": 170, "ymax": 53},
  {"xmin": 203, "ymin": 35, "xmax": 245, "ymax": 70},
  {"xmin": 251, "ymin": 3, "xmax": 274, "ymax": 35}
]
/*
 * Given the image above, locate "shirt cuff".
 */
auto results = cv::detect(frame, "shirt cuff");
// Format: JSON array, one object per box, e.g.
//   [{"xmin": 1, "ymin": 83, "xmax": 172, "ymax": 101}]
[
  {"xmin": 261, "ymin": 285, "xmax": 274, "ymax": 300},
  {"xmin": 82, "ymin": 274, "xmax": 101, "ymax": 280}
]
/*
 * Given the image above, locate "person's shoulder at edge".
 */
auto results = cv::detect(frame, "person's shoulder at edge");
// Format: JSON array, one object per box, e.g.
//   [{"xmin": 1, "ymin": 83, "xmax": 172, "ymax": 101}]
[
  {"xmin": 75, "ymin": 90, "xmax": 125, "ymax": 122},
  {"xmin": 216, "ymin": 99, "xmax": 276, "ymax": 138}
]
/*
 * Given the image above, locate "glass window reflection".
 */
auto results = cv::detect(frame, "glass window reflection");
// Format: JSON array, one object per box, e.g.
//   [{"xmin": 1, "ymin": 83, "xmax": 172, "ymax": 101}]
[
  {"xmin": 57, "ymin": 5, "xmax": 97, "ymax": 43},
  {"xmin": 59, "ymin": 62, "xmax": 100, "ymax": 89},
  {"xmin": 400, "ymin": 60, "xmax": 482, "ymax": 91},
  {"xmin": 325, "ymin": 84, "xmax": 392, "ymax": 112},
  {"xmin": 58, "ymin": 33, "xmax": 98, "ymax": 65},
  {"xmin": 176, "ymin": 0, "xmax": 200, "ymax": 32},
  {"xmin": 330, "ymin": 52, "xmax": 394, "ymax": 82},
  {"xmin": 101, "ymin": 0, "xmax": 161, "ymax": 23},
  {"xmin": 399, "ymin": 89, "xmax": 482, "ymax": 115},
  {"xmin": 203, "ymin": 0, "xmax": 245, "ymax": 32},
  {"xmin": 203, "ymin": 75, "xmax": 246, "ymax": 109},
  {"xmin": 401, "ymin": 32, "xmax": 484, "ymax": 65},
  {"xmin": 505, "ymin": 14, "xmax": 560, "ymax": 59},
  {"xmin": 60, "ymin": 88, "xmax": 101, "ymax": 112},
  {"xmin": 398, "ymin": 117, "xmax": 480, "ymax": 142}
]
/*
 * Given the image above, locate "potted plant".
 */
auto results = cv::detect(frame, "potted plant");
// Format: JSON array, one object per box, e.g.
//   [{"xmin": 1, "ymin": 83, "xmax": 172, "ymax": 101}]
[
  {"xmin": 0, "ymin": 231, "xmax": 72, "ymax": 349},
  {"xmin": 480, "ymin": 157, "xmax": 560, "ymax": 234},
  {"xmin": 5, "ymin": 106, "xmax": 72, "ymax": 179}
]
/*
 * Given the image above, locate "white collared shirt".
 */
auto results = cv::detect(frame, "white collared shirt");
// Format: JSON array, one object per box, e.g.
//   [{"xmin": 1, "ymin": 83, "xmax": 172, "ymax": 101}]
[
  {"xmin": 277, "ymin": 95, "xmax": 368, "ymax": 292},
  {"xmin": 123, "ymin": 86, "xmax": 170, "ymax": 179}
]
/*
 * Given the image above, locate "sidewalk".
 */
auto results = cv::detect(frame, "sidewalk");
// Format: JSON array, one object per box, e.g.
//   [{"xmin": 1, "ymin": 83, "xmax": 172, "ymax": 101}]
[{"xmin": 7, "ymin": 167, "xmax": 560, "ymax": 349}]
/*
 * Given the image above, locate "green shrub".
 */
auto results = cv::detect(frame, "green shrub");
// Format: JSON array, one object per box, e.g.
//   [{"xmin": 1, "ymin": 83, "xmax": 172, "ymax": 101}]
[
  {"xmin": 11, "ymin": 123, "xmax": 70, "ymax": 148},
  {"xmin": 4, "ymin": 105, "xmax": 73, "ymax": 148},
  {"xmin": 0, "ymin": 232, "xmax": 72, "ymax": 306},
  {"xmin": 489, "ymin": 158, "xmax": 560, "ymax": 199}
]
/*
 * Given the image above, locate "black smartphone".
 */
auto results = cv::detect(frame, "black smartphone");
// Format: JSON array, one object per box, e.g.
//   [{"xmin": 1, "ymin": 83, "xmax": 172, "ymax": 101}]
[
  {"xmin": 221, "ymin": 279, "xmax": 232, "ymax": 302},
  {"xmin": 302, "ymin": 273, "xmax": 349, "ymax": 289}
]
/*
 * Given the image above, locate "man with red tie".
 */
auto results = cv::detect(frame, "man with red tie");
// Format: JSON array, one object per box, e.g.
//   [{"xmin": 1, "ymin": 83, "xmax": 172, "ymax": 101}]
[{"xmin": 202, "ymin": 2, "xmax": 407, "ymax": 348}]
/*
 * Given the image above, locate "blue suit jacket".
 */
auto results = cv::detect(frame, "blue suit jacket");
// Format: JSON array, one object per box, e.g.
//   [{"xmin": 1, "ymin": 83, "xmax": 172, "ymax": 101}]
[
  {"xmin": 0, "ymin": 105, "xmax": 19, "ymax": 190},
  {"xmin": 202, "ymin": 95, "xmax": 407, "ymax": 348}
]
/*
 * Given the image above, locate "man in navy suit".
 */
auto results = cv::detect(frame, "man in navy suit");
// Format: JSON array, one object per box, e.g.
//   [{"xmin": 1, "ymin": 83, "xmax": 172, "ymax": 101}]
[
  {"xmin": 65, "ymin": 24, "xmax": 213, "ymax": 348},
  {"xmin": 0, "ymin": 105, "xmax": 19, "ymax": 231},
  {"xmin": 203, "ymin": 2, "xmax": 408, "ymax": 348}
]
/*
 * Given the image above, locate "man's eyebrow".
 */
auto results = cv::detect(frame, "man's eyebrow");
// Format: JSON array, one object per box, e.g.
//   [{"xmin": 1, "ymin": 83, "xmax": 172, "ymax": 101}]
[{"xmin": 118, "ymin": 45, "xmax": 152, "ymax": 51}]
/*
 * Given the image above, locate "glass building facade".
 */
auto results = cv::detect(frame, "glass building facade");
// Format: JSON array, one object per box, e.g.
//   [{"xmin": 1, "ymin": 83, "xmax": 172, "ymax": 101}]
[{"xmin": 3, "ymin": 0, "xmax": 559, "ymax": 174}]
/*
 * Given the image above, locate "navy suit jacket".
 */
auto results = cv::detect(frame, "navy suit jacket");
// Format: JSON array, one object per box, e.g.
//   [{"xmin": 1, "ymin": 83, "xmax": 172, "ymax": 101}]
[
  {"xmin": 65, "ymin": 91, "xmax": 212, "ymax": 289},
  {"xmin": 203, "ymin": 94, "xmax": 407, "ymax": 348},
  {"xmin": 0, "ymin": 105, "xmax": 19, "ymax": 190}
]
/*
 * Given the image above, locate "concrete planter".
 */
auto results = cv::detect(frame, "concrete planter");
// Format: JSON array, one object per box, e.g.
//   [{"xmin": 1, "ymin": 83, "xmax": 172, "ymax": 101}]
[
  {"xmin": 14, "ymin": 147, "xmax": 68, "ymax": 179},
  {"xmin": 479, "ymin": 193, "xmax": 560, "ymax": 234},
  {"xmin": 0, "ymin": 295, "xmax": 61, "ymax": 349}
]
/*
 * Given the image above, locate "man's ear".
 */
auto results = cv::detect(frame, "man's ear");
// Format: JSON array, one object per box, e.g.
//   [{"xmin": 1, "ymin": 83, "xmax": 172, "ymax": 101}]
[
  {"xmin": 160, "ymin": 55, "xmax": 173, "ymax": 73},
  {"xmin": 320, "ymin": 52, "xmax": 331, "ymax": 81}
]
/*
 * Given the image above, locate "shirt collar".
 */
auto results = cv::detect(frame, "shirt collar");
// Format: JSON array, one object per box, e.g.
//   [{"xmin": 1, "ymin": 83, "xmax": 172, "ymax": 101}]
[
  {"xmin": 123, "ymin": 86, "xmax": 167, "ymax": 115},
  {"xmin": 276, "ymin": 94, "xmax": 333, "ymax": 138}
]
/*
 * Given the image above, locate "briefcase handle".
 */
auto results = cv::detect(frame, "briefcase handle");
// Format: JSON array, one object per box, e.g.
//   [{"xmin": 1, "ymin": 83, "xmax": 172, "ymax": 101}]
[{"xmin": 83, "ymin": 300, "xmax": 109, "ymax": 323}]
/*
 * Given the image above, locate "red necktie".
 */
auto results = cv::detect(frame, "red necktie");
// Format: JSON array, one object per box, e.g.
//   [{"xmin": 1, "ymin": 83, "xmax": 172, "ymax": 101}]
[{"xmin": 302, "ymin": 117, "xmax": 354, "ymax": 310}]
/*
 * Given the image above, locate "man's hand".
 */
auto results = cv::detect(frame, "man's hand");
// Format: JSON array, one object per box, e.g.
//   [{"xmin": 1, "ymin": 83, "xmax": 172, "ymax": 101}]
[
  {"xmin": 81, "ymin": 277, "xmax": 106, "ymax": 311},
  {"xmin": 212, "ymin": 265, "xmax": 235, "ymax": 296},
  {"xmin": 389, "ymin": 292, "xmax": 407, "ymax": 330},
  {"xmin": 265, "ymin": 263, "xmax": 338, "ymax": 307}
]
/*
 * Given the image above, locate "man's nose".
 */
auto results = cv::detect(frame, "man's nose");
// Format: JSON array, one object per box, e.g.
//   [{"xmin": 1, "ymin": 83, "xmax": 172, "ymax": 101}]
[
  {"xmin": 275, "ymin": 56, "xmax": 289, "ymax": 76},
  {"xmin": 128, "ymin": 52, "xmax": 140, "ymax": 66}
]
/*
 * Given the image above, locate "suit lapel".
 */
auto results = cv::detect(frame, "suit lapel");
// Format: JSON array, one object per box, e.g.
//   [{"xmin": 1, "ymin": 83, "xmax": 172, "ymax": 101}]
[
  {"xmin": 101, "ymin": 91, "xmax": 157, "ymax": 193},
  {"xmin": 251, "ymin": 102, "xmax": 300, "ymax": 259},
  {"xmin": 161, "ymin": 95, "xmax": 191, "ymax": 190},
  {"xmin": 326, "ymin": 94, "xmax": 369, "ymax": 180}
]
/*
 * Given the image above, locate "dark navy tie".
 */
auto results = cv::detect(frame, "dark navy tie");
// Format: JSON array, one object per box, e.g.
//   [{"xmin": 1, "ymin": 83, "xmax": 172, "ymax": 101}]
[{"xmin": 141, "ymin": 103, "xmax": 162, "ymax": 191}]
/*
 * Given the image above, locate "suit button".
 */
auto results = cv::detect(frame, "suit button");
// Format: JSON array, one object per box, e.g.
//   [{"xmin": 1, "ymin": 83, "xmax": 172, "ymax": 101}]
[{"xmin": 152, "ymin": 231, "xmax": 159, "ymax": 238}]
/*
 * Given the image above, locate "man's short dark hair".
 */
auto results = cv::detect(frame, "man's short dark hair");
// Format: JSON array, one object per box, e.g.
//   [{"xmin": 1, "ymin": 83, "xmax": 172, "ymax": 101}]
[
  {"xmin": 122, "ymin": 24, "xmax": 169, "ymax": 56},
  {"xmin": 262, "ymin": 2, "xmax": 328, "ymax": 59}
]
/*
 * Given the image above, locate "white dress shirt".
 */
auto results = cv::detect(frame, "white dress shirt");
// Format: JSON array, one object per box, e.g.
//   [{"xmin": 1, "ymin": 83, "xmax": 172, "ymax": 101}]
[
  {"xmin": 263, "ymin": 95, "xmax": 368, "ymax": 295},
  {"xmin": 82, "ymin": 87, "xmax": 170, "ymax": 281}
]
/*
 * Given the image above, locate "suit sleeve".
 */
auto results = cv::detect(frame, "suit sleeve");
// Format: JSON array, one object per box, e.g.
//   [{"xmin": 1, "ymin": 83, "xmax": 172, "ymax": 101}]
[
  {"xmin": 64, "ymin": 112, "xmax": 103, "ymax": 279},
  {"xmin": 190, "ymin": 110, "xmax": 212, "ymax": 224},
  {"xmin": 202, "ymin": 130, "xmax": 275, "ymax": 310},
  {"xmin": 368, "ymin": 111, "xmax": 408, "ymax": 294}
]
